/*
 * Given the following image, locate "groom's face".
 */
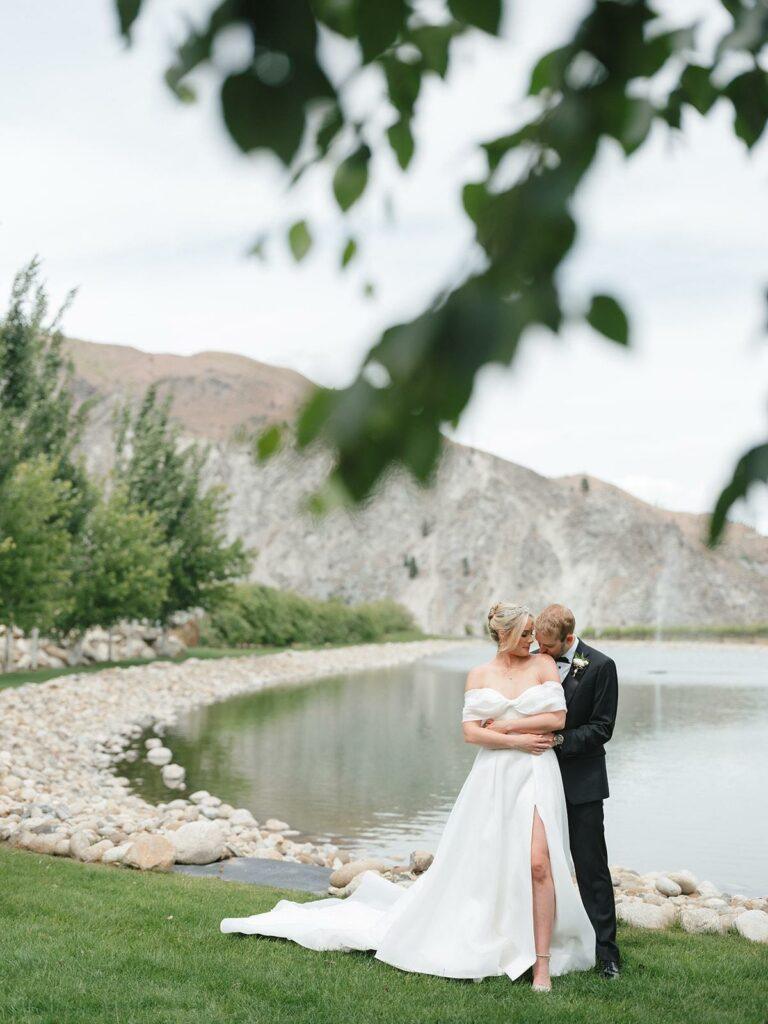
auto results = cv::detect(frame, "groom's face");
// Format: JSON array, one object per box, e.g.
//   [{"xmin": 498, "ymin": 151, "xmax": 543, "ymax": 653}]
[{"xmin": 536, "ymin": 630, "xmax": 573, "ymax": 659}]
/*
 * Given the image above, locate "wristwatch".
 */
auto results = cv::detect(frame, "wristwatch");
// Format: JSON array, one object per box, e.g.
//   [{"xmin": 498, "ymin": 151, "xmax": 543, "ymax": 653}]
[{"xmin": 552, "ymin": 732, "xmax": 564, "ymax": 748}]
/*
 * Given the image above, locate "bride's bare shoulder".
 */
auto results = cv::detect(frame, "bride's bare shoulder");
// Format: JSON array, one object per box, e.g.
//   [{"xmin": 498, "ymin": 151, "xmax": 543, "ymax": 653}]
[
  {"xmin": 465, "ymin": 663, "xmax": 493, "ymax": 692},
  {"xmin": 533, "ymin": 652, "xmax": 560, "ymax": 682}
]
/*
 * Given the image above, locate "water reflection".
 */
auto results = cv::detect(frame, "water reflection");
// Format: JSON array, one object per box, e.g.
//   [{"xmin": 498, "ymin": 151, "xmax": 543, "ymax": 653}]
[{"xmin": 121, "ymin": 642, "xmax": 768, "ymax": 894}]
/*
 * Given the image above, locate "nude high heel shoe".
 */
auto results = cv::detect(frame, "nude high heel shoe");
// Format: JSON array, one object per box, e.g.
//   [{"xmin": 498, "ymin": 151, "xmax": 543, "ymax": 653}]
[{"xmin": 531, "ymin": 953, "xmax": 552, "ymax": 992}]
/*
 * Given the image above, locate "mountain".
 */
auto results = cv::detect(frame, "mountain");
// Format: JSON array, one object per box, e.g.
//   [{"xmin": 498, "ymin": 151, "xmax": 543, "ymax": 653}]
[{"xmin": 66, "ymin": 338, "xmax": 768, "ymax": 635}]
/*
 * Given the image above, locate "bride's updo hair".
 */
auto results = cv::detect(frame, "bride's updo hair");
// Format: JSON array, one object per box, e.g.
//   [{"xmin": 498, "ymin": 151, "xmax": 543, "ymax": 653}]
[{"xmin": 487, "ymin": 601, "xmax": 533, "ymax": 653}]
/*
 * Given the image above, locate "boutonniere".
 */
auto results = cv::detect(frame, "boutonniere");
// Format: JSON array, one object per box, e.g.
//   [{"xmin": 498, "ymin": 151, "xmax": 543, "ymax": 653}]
[{"xmin": 572, "ymin": 654, "xmax": 590, "ymax": 677}]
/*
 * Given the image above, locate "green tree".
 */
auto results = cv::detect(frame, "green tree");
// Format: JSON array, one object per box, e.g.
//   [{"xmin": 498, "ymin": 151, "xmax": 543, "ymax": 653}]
[
  {"xmin": 0, "ymin": 258, "xmax": 94, "ymax": 534},
  {"xmin": 115, "ymin": 0, "xmax": 768, "ymax": 541},
  {"xmin": 65, "ymin": 485, "xmax": 171, "ymax": 660},
  {"xmin": 115, "ymin": 385, "xmax": 251, "ymax": 616},
  {"xmin": 0, "ymin": 456, "xmax": 73, "ymax": 670}
]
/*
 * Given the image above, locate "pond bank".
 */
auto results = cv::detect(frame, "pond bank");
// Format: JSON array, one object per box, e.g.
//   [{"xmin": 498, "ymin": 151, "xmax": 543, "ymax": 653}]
[{"xmin": 0, "ymin": 639, "xmax": 468, "ymax": 875}]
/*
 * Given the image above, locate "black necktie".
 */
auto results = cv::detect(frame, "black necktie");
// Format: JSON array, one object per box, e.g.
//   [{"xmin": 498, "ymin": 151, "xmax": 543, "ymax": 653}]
[{"xmin": 555, "ymin": 657, "xmax": 569, "ymax": 665}]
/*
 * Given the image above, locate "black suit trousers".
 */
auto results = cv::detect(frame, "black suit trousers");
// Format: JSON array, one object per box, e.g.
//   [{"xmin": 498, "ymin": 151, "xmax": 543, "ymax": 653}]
[{"xmin": 566, "ymin": 798, "xmax": 619, "ymax": 964}]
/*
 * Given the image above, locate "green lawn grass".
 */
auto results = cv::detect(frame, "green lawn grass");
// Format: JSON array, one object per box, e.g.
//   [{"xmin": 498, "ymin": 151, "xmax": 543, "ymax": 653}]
[{"xmin": 1, "ymin": 846, "xmax": 765, "ymax": 1024}]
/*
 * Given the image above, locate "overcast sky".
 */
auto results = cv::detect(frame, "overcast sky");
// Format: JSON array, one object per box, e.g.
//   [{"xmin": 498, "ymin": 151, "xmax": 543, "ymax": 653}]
[{"xmin": 2, "ymin": 0, "xmax": 767, "ymax": 532}]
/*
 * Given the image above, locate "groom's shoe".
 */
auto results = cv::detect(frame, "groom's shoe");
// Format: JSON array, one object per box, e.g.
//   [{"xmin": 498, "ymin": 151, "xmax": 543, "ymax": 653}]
[{"xmin": 598, "ymin": 959, "xmax": 620, "ymax": 980}]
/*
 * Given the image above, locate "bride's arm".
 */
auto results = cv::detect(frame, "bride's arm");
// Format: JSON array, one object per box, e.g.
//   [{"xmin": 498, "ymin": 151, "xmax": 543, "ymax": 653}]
[
  {"xmin": 462, "ymin": 720, "xmax": 554, "ymax": 753},
  {"xmin": 485, "ymin": 710, "xmax": 565, "ymax": 735}
]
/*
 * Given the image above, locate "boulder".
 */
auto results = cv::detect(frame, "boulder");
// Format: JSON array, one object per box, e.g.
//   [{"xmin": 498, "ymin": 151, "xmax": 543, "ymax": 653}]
[
  {"xmin": 155, "ymin": 635, "xmax": 185, "ymax": 658},
  {"xmin": 264, "ymin": 818, "xmax": 289, "ymax": 831},
  {"xmin": 70, "ymin": 828, "xmax": 99, "ymax": 861},
  {"xmin": 666, "ymin": 870, "xmax": 698, "ymax": 895},
  {"xmin": 145, "ymin": 738, "xmax": 163, "ymax": 750},
  {"xmin": 81, "ymin": 839, "xmax": 115, "ymax": 864},
  {"xmin": 409, "ymin": 850, "xmax": 434, "ymax": 874},
  {"xmin": 146, "ymin": 747, "xmax": 173, "ymax": 766},
  {"xmin": 54, "ymin": 838, "xmax": 71, "ymax": 857},
  {"xmin": 229, "ymin": 808, "xmax": 258, "ymax": 828},
  {"xmin": 19, "ymin": 831, "xmax": 59, "ymax": 855},
  {"xmin": 329, "ymin": 858, "xmax": 392, "ymax": 889},
  {"xmin": 102, "ymin": 842, "xmax": 132, "ymax": 865},
  {"xmin": 124, "ymin": 833, "xmax": 175, "ymax": 871},
  {"xmin": 161, "ymin": 764, "xmax": 186, "ymax": 785},
  {"xmin": 655, "ymin": 876, "xmax": 682, "ymax": 898},
  {"xmin": 679, "ymin": 907, "xmax": 723, "ymax": 934},
  {"xmin": 119, "ymin": 637, "xmax": 156, "ymax": 660},
  {"xmin": 696, "ymin": 880, "xmax": 721, "ymax": 899},
  {"xmin": 167, "ymin": 821, "xmax": 225, "ymax": 865},
  {"xmin": 735, "ymin": 909, "xmax": 768, "ymax": 943},
  {"xmin": 616, "ymin": 901, "xmax": 675, "ymax": 930},
  {"xmin": 337, "ymin": 872, "xmax": 369, "ymax": 898},
  {"xmin": 189, "ymin": 790, "xmax": 211, "ymax": 804}
]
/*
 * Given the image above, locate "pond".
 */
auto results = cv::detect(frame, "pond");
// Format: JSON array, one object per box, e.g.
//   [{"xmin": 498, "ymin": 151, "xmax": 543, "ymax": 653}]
[{"xmin": 121, "ymin": 641, "xmax": 768, "ymax": 896}]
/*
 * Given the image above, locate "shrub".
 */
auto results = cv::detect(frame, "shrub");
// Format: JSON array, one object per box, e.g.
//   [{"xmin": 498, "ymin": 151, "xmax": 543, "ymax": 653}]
[{"xmin": 201, "ymin": 586, "xmax": 418, "ymax": 648}]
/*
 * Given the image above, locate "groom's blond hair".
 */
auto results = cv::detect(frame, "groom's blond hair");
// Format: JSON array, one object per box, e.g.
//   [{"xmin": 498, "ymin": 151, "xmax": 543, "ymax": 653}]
[{"xmin": 535, "ymin": 604, "xmax": 575, "ymax": 642}]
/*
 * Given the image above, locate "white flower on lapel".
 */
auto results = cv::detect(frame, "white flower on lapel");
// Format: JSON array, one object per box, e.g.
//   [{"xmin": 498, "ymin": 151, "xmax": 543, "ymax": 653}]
[{"xmin": 572, "ymin": 654, "xmax": 589, "ymax": 677}]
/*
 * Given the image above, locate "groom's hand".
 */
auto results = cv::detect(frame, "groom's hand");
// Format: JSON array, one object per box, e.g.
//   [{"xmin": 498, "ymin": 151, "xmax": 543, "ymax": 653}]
[{"xmin": 509, "ymin": 733, "xmax": 556, "ymax": 755}]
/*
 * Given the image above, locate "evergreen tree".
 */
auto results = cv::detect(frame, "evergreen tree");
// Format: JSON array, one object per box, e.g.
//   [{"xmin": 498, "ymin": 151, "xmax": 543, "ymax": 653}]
[
  {"xmin": 0, "ymin": 259, "xmax": 94, "ymax": 534},
  {"xmin": 0, "ymin": 456, "xmax": 73, "ymax": 670},
  {"xmin": 65, "ymin": 485, "xmax": 171, "ymax": 660},
  {"xmin": 115, "ymin": 385, "xmax": 251, "ymax": 617}
]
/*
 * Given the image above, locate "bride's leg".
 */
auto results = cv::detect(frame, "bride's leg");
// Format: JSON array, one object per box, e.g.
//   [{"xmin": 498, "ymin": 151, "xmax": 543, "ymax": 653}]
[{"xmin": 531, "ymin": 808, "xmax": 555, "ymax": 987}]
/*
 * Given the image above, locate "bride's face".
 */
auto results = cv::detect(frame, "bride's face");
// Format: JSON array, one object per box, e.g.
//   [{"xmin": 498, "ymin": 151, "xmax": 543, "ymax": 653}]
[{"xmin": 510, "ymin": 617, "xmax": 535, "ymax": 657}]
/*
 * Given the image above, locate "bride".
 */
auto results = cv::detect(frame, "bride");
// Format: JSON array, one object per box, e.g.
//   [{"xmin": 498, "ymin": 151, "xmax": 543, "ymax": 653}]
[{"xmin": 220, "ymin": 602, "xmax": 596, "ymax": 990}]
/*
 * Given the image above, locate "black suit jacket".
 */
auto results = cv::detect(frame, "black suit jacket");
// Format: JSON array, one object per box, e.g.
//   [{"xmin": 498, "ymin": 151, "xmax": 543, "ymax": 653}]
[{"xmin": 554, "ymin": 639, "xmax": 618, "ymax": 805}]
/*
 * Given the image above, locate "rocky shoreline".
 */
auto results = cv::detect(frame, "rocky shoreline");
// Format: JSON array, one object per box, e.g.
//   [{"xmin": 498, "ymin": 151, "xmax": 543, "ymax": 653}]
[
  {"xmin": 1, "ymin": 639, "xmax": 766, "ymax": 944},
  {"xmin": 0, "ymin": 641, "xmax": 462, "ymax": 874}
]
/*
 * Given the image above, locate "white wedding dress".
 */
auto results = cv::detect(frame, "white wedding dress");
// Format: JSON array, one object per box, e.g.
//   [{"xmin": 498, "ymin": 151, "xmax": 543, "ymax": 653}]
[{"xmin": 220, "ymin": 680, "xmax": 596, "ymax": 980}]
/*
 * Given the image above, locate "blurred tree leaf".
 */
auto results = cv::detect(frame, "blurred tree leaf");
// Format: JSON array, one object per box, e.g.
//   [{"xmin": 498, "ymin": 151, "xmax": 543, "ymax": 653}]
[
  {"xmin": 678, "ymin": 64, "xmax": 719, "ymax": 116},
  {"xmin": 222, "ymin": 71, "xmax": 306, "ymax": 164},
  {"xmin": 408, "ymin": 24, "xmax": 458, "ymax": 77},
  {"xmin": 387, "ymin": 117, "xmax": 415, "ymax": 169},
  {"xmin": 448, "ymin": 0, "xmax": 502, "ymax": 34},
  {"xmin": 333, "ymin": 145, "xmax": 371, "ymax": 211},
  {"xmin": 383, "ymin": 56, "xmax": 422, "ymax": 117},
  {"xmin": 724, "ymin": 69, "xmax": 768, "ymax": 148},
  {"xmin": 587, "ymin": 295, "xmax": 630, "ymax": 346},
  {"xmin": 116, "ymin": 0, "xmax": 143, "ymax": 38},
  {"xmin": 359, "ymin": 0, "xmax": 408, "ymax": 63},
  {"xmin": 341, "ymin": 236, "xmax": 358, "ymax": 268},
  {"xmin": 288, "ymin": 220, "xmax": 312, "ymax": 262},
  {"xmin": 709, "ymin": 443, "xmax": 768, "ymax": 545}
]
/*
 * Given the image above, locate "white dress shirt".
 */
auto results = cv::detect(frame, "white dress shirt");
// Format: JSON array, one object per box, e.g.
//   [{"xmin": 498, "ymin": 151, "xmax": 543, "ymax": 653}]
[{"xmin": 556, "ymin": 635, "xmax": 580, "ymax": 683}]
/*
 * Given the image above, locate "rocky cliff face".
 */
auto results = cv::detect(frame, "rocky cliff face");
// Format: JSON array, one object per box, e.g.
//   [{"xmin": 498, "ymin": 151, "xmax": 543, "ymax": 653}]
[{"xmin": 68, "ymin": 339, "xmax": 768, "ymax": 635}]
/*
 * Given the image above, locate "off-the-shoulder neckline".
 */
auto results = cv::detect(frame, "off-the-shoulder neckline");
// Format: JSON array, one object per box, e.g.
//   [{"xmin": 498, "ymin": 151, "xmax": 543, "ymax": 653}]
[{"xmin": 465, "ymin": 681, "xmax": 562, "ymax": 703}]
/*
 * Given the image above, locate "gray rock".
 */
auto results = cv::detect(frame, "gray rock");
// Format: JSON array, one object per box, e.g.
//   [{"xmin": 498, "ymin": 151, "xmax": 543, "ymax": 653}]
[
  {"xmin": 735, "ymin": 909, "xmax": 768, "ymax": 943},
  {"xmin": 616, "ymin": 901, "xmax": 675, "ymax": 930},
  {"xmin": 667, "ymin": 870, "xmax": 698, "ymax": 895},
  {"xmin": 329, "ymin": 858, "xmax": 391, "ymax": 889},
  {"xmin": 655, "ymin": 875, "xmax": 682, "ymax": 898},
  {"xmin": 70, "ymin": 828, "xmax": 99, "ymax": 861},
  {"xmin": 679, "ymin": 907, "xmax": 723, "ymax": 934},
  {"xmin": 409, "ymin": 850, "xmax": 434, "ymax": 874},
  {"xmin": 167, "ymin": 821, "xmax": 226, "ymax": 865},
  {"xmin": 81, "ymin": 839, "xmax": 115, "ymax": 864},
  {"xmin": 146, "ymin": 746, "xmax": 173, "ymax": 766},
  {"xmin": 102, "ymin": 842, "xmax": 132, "ymax": 865},
  {"xmin": 124, "ymin": 833, "xmax": 175, "ymax": 871}
]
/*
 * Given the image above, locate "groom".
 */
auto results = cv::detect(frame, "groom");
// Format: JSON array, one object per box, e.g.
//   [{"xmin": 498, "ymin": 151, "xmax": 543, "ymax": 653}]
[{"xmin": 535, "ymin": 604, "xmax": 621, "ymax": 979}]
